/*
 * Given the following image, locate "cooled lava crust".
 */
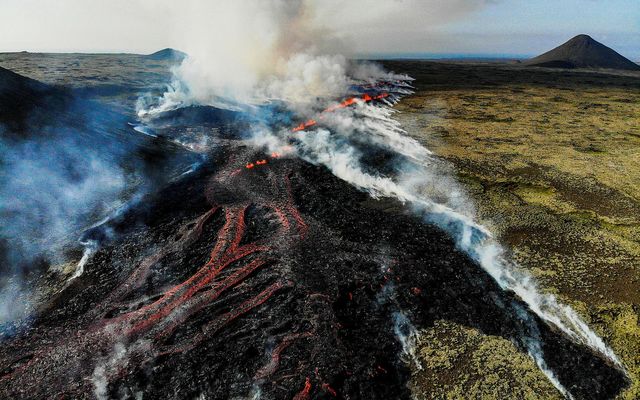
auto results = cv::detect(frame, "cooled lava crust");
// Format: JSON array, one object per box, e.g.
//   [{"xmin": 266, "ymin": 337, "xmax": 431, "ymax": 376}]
[{"xmin": 0, "ymin": 141, "xmax": 628, "ymax": 399}]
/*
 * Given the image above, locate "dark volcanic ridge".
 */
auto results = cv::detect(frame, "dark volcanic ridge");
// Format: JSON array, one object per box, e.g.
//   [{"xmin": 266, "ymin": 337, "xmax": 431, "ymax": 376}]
[
  {"xmin": 0, "ymin": 66, "xmax": 202, "ymax": 283},
  {"xmin": 524, "ymin": 34, "xmax": 640, "ymax": 71},
  {"xmin": 0, "ymin": 66, "xmax": 72, "ymax": 134},
  {"xmin": 146, "ymin": 48, "xmax": 187, "ymax": 62}
]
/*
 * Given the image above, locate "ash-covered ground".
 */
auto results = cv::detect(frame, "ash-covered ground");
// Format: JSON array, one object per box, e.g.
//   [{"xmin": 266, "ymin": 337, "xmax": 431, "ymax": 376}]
[{"xmin": 0, "ymin": 54, "xmax": 630, "ymax": 399}]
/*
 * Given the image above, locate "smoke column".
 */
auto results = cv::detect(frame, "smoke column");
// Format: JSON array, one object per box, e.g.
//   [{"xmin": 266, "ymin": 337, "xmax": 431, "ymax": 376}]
[{"xmin": 138, "ymin": 0, "xmax": 350, "ymax": 117}]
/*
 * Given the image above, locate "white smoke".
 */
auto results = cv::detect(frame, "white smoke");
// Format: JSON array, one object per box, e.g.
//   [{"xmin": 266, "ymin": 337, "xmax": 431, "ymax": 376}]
[
  {"xmin": 136, "ymin": 1, "xmax": 625, "ymax": 397},
  {"xmin": 373, "ymin": 258, "xmax": 423, "ymax": 371},
  {"xmin": 246, "ymin": 386, "xmax": 262, "ymax": 400},
  {"xmin": 512, "ymin": 302, "xmax": 575, "ymax": 400},
  {"xmin": 289, "ymin": 99, "xmax": 621, "ymax": 358},
  {"xmin": 0, "ymin": 132, "xmax": 132, "ymax": 332},
  {"xmin": 285, "ymin": 98, "xmax": 630, "ymax": 397},
  {"xmin": 473, "ymin": 242, "xmax": 623, "ymax": 368},
  {"xmin": 138, "ymin": 0, "xmax": 353, "ymax": 117},
  {"xmin": 91, "ymin": 339, "xmax": 153, "ymax": 400},
  {"xmin": 393, "ymin": 311, "xmax": 422, "ymax": 370},
  {"xmin": 0, "ymin": 136, "xmax": 127, "ymax": 260},
  {"xmin": 0, "ymin": 278, "xmax": 31, "ymax": 331},
  {"xmin": 69, "ymin": 241, "xmax": 96, "ymax": 281},
  {"xmin": 92, "ymin": 342, "xmax": 128, "ymax": 400}
]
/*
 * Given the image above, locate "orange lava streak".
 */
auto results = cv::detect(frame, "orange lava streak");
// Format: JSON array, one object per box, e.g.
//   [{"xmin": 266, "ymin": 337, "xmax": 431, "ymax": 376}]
[
  {"xmin": 243, "ymin": 147, "xmax": 294, "ymax": 172},
  {"xmin": 244, "ymin": 155, "xmax": 274, "ymax": 170},
  {"xmin": 122, "ymin": 206, "xmax": 269, "ymax": 336},
  {"xmin": 0, "ymin": 149, "xmax": 311, "ymax": 395},
  {"xmin": 254, "ymin": 332, "xmax": 313, "ymax": 380},
  {"xmin": 287, "ymin": 205, "xmax": 307, "ymax": 237},
  {"xmin": 203, "ymin": 280, "xmax": 288, "ymax": 336},
  {"xmin": 322, "ymin": 383, "xmax": 337, "ymax": 397},
  {"xmin": 125, "ymin": 241, "xmax": 268, "ymax": 336},
  {"xmin": 293, "ymin": 377, "xmax": 312, "ymax": 400},
  {"xmin": 230, "ymin": 205, "xmax": 246, "ymax": 251},
  {"xmin": 283, "ymin": 175, "xmax": 308, "ymax": 238},
  {"xmin": 158, "ymin": 280, "xmax": 288, "ymax": 356},
  {"xmin": 292, "ymin": 119, "xmax": 317, "ymax": 132},
  {"xmin": 273, "ymin": 206, "xmax": 291, "ymax": 232},
  {"xmin": 292, "ymin": 92, "xmax": 390, "ymax": 132},
  {"xmin": 324, "ymin": 92, "xmax": 388, "ymax": 113},
  {"xmin": 153, "ymin": 258, "xmax": 268, "ymax": 341},
  {"xmin": 107, "ymin": 207, "xmax": 219, "ymax": 304}
]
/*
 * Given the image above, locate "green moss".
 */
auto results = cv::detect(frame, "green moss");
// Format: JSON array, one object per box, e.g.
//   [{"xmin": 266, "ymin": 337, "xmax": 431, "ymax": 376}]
[
  {"xmin": 410, "ymin": 320, "xmax": 562, "ymax": 399},
  {"xmin": 395, "ymin": 67, "xmax": 640, "ymax": 397},
  {"xmin": 513, "ymin": 185, "xmax": 576, "ymax": 214}
]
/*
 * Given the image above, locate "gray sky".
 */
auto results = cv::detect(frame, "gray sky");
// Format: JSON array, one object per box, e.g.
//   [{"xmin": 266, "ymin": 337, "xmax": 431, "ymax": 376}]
[{"xmin": 0, "ymin": 0, "xmax": 638, "ymax": 59}]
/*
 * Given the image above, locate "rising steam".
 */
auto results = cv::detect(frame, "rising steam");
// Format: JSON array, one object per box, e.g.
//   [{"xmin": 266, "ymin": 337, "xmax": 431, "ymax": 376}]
[
  {"xmin": 0, "ymin": 131, "xmax": 131, "ymax": 330},
  {"xmin": 282, "ymin": 98, "xmax": 624, "ymax": 395},
  {"xmin": 137, "ymin": 1, "xmax": 625, "ymax": 397},
  {"xmin": 138, "ymin": 0, "xmax": 351, "ymax": 117}
]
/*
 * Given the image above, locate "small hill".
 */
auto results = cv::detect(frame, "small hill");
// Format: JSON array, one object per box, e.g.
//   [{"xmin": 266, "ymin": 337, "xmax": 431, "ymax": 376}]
[
  {"xmin": 146, "ymin": 48, "xmax": 187, "ymax": 61},
  {"xmin": 524, "ymin": 34, "xmax": 640, "ymax": 71}
]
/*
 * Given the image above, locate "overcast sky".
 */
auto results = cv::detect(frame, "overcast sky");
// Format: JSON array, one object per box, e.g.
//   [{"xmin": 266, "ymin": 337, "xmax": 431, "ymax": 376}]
[{"xmin": 0, "ymin": 0, "xmax": 638, "ymax": 59}]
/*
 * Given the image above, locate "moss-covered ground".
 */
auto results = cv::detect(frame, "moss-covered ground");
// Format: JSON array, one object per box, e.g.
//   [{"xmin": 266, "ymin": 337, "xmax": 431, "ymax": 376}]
[{"xmin": 385, "ymin": 61, "xmax": 640, "ymax": 399}]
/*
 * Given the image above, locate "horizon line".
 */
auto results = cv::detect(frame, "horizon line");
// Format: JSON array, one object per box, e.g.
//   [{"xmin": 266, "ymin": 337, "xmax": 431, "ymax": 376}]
[
  {"xmin": 1, "ymin": 50, "xmax": 638, "ymax": 63},
  {"xmin": 0, "ymin": 49, "xmax": 535, "ymax": 59}
]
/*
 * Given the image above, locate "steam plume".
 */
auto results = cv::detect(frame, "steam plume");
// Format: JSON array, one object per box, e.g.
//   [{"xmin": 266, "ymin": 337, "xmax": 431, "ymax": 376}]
[
  {"xmin": 139, "ymin": 0, "xmax": 351, "ymax": 116},
  {"xmin": 0, "ymin": 130, "xmax": 131, "ymax": 329},
  {"xmin": 138, "ymin": 1, "xmax": 625, "ymax": 397}
]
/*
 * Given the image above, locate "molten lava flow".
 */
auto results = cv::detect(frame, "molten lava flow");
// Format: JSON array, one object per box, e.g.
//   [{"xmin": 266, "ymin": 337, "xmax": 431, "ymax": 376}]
[
  {"xmin": 293, "ymin": 377, "xmax": 312, "ymax": 400},
  {"xmin": 176, "ymin": 280, "xmax": 291, "ymax": 354},
  {"xmin": 322, "ymin": 383, "xmax": 337, "ymax": 397},
  {"xmin": 0, "ymin": 156, "xmax": 310, "ymax": 398},
  {"xmin": 111, "ymin": 204, "xmax": 273, "ymax": 342},
  {"xmin": 293, "ymin": 119, "xmax": 317, "ymax": 132},
  {"xmin": 254, "ymin": 332, "xmax": 313, "ymax": 380},
  {"xmin": 322, "ymin": 92, "xmax": 389, "ymax": 113},
  {"xmin": 246, "ymin": 159, "xmax": 267, "ymax": 170},
  {"xmin": 291, "ymin": 92, "xmax": 390, "ymax": 132},
  {"xmin": 243, "ymin": 147, "xmax": 294, "ymax": 171}
]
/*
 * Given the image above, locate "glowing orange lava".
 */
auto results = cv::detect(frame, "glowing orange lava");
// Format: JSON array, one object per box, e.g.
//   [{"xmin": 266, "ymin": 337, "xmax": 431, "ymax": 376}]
[
  {"xmin": 292, "ymin": 92, "xmax": 390, "ymax": 132},
  {"xmin": 293, "ymin": 377, "xmax": 312, "ymax": 400},
  {"xmin": 292, "ymin": 119, "xmax": 317, "ymax": 132}
]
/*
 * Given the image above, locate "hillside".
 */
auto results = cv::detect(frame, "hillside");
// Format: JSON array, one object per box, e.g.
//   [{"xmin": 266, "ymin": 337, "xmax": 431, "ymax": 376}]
[{"xmin": 524, "ymin": 34, "xmax": 640, "ymax": 70}]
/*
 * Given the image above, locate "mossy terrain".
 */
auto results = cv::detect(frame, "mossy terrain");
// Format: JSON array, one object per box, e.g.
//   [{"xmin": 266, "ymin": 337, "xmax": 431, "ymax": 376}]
[
  {"xmin": 384, "ymin": 61, "xmax": 640, "ymax": 399},
  {"xmin": 410, "ymin": 320, "xmax": 562, "ymax": 400}
]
